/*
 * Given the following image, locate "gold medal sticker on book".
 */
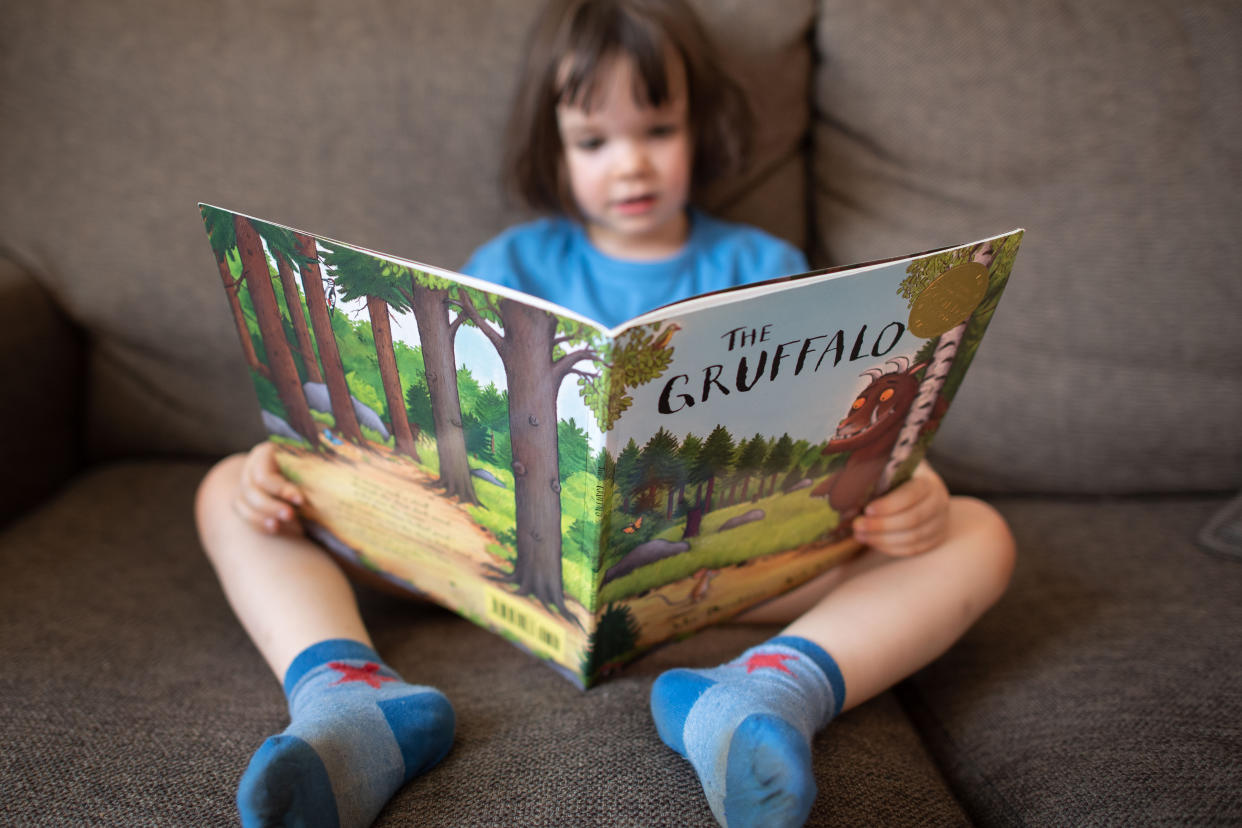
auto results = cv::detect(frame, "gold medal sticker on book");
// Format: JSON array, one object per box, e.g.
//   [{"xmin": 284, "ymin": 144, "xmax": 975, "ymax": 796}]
[{"xmin": 908, "ymin": 261, "xmax": 989, "ymax": 338}]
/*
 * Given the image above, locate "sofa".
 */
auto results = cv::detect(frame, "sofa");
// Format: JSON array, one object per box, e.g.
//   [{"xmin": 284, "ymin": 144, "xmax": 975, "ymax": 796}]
[{"xmin": 3, "ymin": 1, "xmax": 1240, "ymax": 825}]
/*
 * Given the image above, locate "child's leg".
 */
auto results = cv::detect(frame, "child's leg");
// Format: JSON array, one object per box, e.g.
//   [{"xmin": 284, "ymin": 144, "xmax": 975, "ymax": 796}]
[
  {"xmin": 196, "ymin": 455, "xmax": 454, "ymax": 828},
  {"xmin": 651, "ymin": 497, "xmax": 1015, "ymax": 828}
]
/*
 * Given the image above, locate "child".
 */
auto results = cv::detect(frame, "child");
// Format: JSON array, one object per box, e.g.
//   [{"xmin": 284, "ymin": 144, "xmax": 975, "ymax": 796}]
[{"xmin": 195, "ymin": 1, "xmax": 1016, "ymax": 826}]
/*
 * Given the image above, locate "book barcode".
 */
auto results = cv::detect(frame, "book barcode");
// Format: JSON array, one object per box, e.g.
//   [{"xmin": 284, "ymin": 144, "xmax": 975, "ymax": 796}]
[{"xmin": 485, "ymin": 586, "xmax": 564, "ymax": 658}]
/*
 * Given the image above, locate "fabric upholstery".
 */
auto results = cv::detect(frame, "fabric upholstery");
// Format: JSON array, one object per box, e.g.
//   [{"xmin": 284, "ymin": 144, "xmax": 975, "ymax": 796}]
[
  {"xmin": 0, "ymin": 258, "xmax": 83, "ymax": 526},
  {"xmin": 901, "ymin": 494, "xmax": 1242, "ymax": 824},
  {"xmin": 0, "ymin": 463, "xmax": 967, "ymax": 827},
  {"xmin": 814, "ymin": 0, "xmax": 1242, "ymax": 495}
]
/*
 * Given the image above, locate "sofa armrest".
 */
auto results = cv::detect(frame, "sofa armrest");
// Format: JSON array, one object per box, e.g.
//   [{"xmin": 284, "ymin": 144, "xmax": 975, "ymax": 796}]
[{"xmin": 0, "ymin": 256, "xmax": 84, "ymax": 526}]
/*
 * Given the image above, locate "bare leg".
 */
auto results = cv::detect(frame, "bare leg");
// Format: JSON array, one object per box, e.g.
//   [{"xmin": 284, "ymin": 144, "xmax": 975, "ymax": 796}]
[
  {"xmin": 196, "ymin": 453, "xmax": 454, "ymax": 828},
  {"xmin": 736, "ymin": 496, "xmax": 1016, "ymax": 710},
  {"xmin": 652, "ymin": 496, "xmax": 1015, "ymax": 827},
  {"xmin": 195, "ymin": 453, "xmax": 371, "ymax": 678}
]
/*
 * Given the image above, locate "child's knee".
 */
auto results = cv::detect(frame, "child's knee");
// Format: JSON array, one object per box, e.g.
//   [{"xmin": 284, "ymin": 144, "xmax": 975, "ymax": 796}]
[
  {"xmin": 194, "ymin": 453, "xmax": 248, "ymax": 536},
  {"xmin": 951, "ymin": 496, "xmax": 1017, "ymax": 600}
]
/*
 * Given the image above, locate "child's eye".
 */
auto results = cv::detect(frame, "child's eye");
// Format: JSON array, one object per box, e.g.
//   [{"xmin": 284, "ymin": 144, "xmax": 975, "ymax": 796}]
[
  {"xmin": 575, "ymin": 137, "xmax": 605, "ymax": 151},
  {"xmin": 648, "ymin": 124, "xmax": 678, "ymax": 139}
]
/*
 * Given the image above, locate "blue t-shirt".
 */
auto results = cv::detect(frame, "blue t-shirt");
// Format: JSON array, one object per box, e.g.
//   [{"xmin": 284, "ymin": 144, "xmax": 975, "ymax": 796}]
[{"xmin": 461, "ymin": 211, "xmax": 808, "ymax": 328}]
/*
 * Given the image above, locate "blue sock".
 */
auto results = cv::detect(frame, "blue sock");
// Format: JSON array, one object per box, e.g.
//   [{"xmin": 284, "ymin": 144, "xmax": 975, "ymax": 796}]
[
  {"xmin": 237, "ymin": 639, "xmax": 455, "ymax": 828},
  {"xmin": 650, "ymin": 635, "xmax": 845, "ymax": 828}
]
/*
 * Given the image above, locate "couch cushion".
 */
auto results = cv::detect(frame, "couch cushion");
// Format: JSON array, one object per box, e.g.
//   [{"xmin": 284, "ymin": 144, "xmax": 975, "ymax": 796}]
[
  {"xmin": 0, "ymin": 0, "xmax": 815, "ymax": 463},
  {"xmin": 813, "ymin": 1, "xmax": 1242, "ymax": 494},
  {"xmin": 900, "ymin": 495, "xmax": 1242, "ymax": 824},
  {"xmin": 0, "ymin": 258, "xmax": 83, "ymax": 525},
  {"xmin": 0, "ymin": 462, "xmax": 968, "ymax": 826}
]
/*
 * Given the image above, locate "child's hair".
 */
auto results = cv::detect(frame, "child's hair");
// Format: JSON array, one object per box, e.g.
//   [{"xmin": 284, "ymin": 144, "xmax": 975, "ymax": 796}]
[{"xmin": 504, "ymin": 0, "xmax": 754, "ymax": 215}]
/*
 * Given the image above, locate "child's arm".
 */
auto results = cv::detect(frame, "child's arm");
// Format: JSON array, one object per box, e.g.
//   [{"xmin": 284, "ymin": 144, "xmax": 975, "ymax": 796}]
[
  {"xmin": 851, "ymin": 460, "xmax": 949, "ymax": 557},
  {"xmin": 232, "ymin": 441, "xmax": 305, "ymax": 536}
]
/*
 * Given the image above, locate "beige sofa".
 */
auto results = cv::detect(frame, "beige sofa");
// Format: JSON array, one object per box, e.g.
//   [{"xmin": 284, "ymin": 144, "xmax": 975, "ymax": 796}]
[{"xmin": 3, "ymin": 1, "xmax": 1240, "ymax": 824}]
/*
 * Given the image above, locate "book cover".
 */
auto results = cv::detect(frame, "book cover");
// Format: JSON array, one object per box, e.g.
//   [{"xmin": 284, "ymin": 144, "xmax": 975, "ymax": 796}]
[{"xmin": 201, "ymin": 203, "xmax": 1023, "ymax": 687}]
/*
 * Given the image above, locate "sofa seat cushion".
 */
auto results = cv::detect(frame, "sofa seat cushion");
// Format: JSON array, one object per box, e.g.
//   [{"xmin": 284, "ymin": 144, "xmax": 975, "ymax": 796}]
[
  {"xmin": 0, "ymin": 461, "xmax": 967, "ymax": 826},
  {"xmin": 900, "ymin": 495, "xmax": 1242, "ymax": 824}
]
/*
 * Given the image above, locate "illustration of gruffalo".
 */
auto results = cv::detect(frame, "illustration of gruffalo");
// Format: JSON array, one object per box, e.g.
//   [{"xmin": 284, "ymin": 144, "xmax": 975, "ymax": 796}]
[{"xmin": 811, "ymin": 356, "xmax": 945, "ymax": 531}]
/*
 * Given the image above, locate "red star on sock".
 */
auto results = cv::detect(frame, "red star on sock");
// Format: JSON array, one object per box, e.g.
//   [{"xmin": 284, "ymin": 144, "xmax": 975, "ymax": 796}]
[
  {"xmin": 742, "ymin": 652, "xmax": 798, "ymax": 674},
  {"xmin": 328, "ymin": 661, "xmax": 395, "ymax": 689}
]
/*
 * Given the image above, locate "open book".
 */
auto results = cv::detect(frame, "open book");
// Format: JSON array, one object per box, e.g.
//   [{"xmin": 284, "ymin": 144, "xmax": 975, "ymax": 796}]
[{"xmin": 200, "ymin": 203, "xmax": 1023, "ymax": 687}]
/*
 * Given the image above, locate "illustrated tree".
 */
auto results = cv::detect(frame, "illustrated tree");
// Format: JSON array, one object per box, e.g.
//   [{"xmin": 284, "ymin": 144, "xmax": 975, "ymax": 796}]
[
  {"xmin": 274, "ymin": 253, "xmax": 321, "ymax": 384},
  {"xmin": 400, "ymin": 268, "xmax": 480, "ymax": 502},
  {"xmin": 203, "ymin": 207, "xmax": 320, "ymax": 448},
  {"xmin": 319, "ymin": 243, "xmax": 419, "ymax": 460},
  {"xmin": 450, "ymin": 296, "xmax": 675, "ymax": 617},
  {"xmin": 734, "ymin": 433, "xmax": 768, "ymax": 502},
  {"xmin": 637, "ymin": 427, "xmax": 682, "ymax": 518},
  {"xmin": 557, "ymin": 418, "xmax": 593, "ymax": 484},
  {"xmin": 204, "ymin": 215, "xmax": 268, "ymax": 381},
  {"xmin": 583, "ymin": 603, "xmax": 640, "ymax": 678},
  {"xmin": 676, "ymin": 432, "xmax": 703, "ymax": 508},
  {"xmin": 763, "ymin": 433, "xmax": 795, "ymax": 496},
  {"xmin": 694, "ymin": 424, "xmax": 736, "ymax": 514},
  {"xmin": 614, "ymin": 438, "xmax": 642, "ymax": 514},
  {"xmin": 292, "ymin": 233, "xmax": 364, "ymax": 445}
]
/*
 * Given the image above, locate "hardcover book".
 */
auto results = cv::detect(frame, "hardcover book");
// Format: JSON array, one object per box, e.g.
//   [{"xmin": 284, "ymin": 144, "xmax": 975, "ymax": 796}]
[{"xmin": 200, "ymin": 203, "xmax": 1023, "ymax": 687}]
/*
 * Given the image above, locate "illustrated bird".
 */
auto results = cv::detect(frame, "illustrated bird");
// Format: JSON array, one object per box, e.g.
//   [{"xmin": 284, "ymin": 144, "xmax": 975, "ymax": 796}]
[{"xmin": 650, "ymin": 323, "xmax": 681, "ymax": 351}]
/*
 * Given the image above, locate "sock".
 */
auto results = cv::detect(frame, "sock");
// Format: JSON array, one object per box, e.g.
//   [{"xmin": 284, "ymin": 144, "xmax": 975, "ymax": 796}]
[
  {"xmin": 649, "ymin": 635, "xmax": 845, "ymax": 828},
  {"xmin": 237, "ymin": 639, "xmax": 455, "ymax": 828}
]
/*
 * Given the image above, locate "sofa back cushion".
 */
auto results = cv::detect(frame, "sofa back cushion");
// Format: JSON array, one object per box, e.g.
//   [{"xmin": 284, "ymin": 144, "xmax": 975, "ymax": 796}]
[
  {"xmin": 0, "ymin": 0, "xmax": 815, "ymax": 461},
  {"xmin": 814, "ymin": 0, "xmax": 1242, "ymax": 494}
]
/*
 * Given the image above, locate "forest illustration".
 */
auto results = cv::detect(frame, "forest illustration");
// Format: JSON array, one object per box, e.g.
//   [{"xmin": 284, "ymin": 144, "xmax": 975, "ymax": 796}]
[{"xmin": 202, "ymin": 205, "xmax": 1020, "ymax": 685}]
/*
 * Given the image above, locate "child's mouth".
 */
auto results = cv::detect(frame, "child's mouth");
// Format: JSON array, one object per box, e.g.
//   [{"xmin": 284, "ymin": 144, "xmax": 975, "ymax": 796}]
[{"xmin": 613, "ymin": 194, "xmax": 657, "ymax": 215}]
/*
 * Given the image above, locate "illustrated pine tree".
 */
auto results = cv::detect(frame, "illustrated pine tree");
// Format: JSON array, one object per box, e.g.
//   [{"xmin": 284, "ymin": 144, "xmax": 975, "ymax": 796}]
[
  {"xmin": 294, "ymin": 232, "xmax": 364, "ymax": 446},
  {"xmin": 203, "ymin": 208, "xmax": 320, "ymax": 449}
]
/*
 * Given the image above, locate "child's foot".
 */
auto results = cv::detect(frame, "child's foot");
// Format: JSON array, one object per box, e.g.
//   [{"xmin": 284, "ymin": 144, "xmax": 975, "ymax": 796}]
[
  {"xmin": 238, "ymin": 639, "xmax": 454, "ymax": 828},
  {"xmin": 649, "ymin": 636, "xmax": 845, "ymax": 828}
]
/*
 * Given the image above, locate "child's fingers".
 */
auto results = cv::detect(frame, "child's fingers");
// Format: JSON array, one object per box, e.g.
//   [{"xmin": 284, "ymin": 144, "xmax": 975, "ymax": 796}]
[
  {"xmin": 234, "ymin": 488, "xmax": 304, "ymax": 536},
  {"xmin": 232, "ymin": 490, "xmax": 283, "ymax": 534},
  {"xmin": 858, "ymin": 485, "xmax": 938, "ymax": 534},
  {"xmin": 238, "ymin": 479, "xmax": 296, "ymax": 518},
  {"xmin": 858, "ymin": 517, "xmax": 947, "ymax": 557},
  {"xmin": 863, "ymin": 475, "xmax": 927, "ymax": 518},
  {"xmin": 246, "ymin": 443, "xmax": 303, "ymax": 505},
  {"xmin": 238, "ymin": 482, "xmax": 297, "ymax": 524}
]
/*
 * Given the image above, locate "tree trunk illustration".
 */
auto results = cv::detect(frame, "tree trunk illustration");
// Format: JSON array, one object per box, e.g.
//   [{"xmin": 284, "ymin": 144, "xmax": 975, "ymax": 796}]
[
  {"xmin": 410, "ymin": 280, "xmax": 479, "ymax": 504},
  {"xmin": 234, "ymin": 216, "xmax": 319, "ymax": 447},
  {"xmin": 682, "ymin": 502, "xmax": 705, "ymax": 539},
  {"xmin": 216, "ymin": 251, "xmax": 269, "ymax": 380},
  {"xmin": 277, "ymin": 253, "xmax": 322, "ymax": 383},
  {"xmin": 366, "ymin": 294, "xmax": 418, "ymax": 460},
  {"xmin": 295, "ymin": 233, "xmax": 363, "ymax": 445},
  {"xmin": 498, "ymin": 300, "xmax": 567, "ymax": 613}
]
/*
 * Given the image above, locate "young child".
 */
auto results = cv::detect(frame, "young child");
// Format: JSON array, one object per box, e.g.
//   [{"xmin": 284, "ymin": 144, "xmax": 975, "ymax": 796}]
[{"xmin": 195, "ymin": 1, "xmax": 1016, "ymax": 826}]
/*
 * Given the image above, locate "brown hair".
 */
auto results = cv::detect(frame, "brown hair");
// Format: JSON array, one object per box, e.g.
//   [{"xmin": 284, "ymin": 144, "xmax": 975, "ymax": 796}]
[{"xmin": 503, "ymin": 0, "xmax": 754, "ymax": 214}]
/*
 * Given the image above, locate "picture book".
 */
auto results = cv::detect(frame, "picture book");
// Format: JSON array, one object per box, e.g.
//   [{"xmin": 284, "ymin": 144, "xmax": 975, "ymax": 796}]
[{"xmin": 199, "ymin": 203, "xmax": 1024, "ymax": 687}]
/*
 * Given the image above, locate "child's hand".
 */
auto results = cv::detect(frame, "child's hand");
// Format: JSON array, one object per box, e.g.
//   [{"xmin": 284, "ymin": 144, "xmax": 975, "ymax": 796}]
[
  {"xmin": 851, "ymin": 461, "xmax": 949, "ymax": 557},
  {"xmin": 234, "ymin": 442, "xmax": 305, "ymax": 536}
]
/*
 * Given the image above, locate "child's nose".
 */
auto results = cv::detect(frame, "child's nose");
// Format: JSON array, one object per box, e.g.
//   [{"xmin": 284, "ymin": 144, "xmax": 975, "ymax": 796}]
[{"xmin": 615, "ymin": 139, "xmax": 651, "ymax": 176}]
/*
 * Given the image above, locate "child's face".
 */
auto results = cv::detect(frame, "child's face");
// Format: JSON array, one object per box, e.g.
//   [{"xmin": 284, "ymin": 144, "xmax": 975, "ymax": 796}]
[{"xmin": 556, "ymin": 53, "xmax": 693, "ymax": 260}]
